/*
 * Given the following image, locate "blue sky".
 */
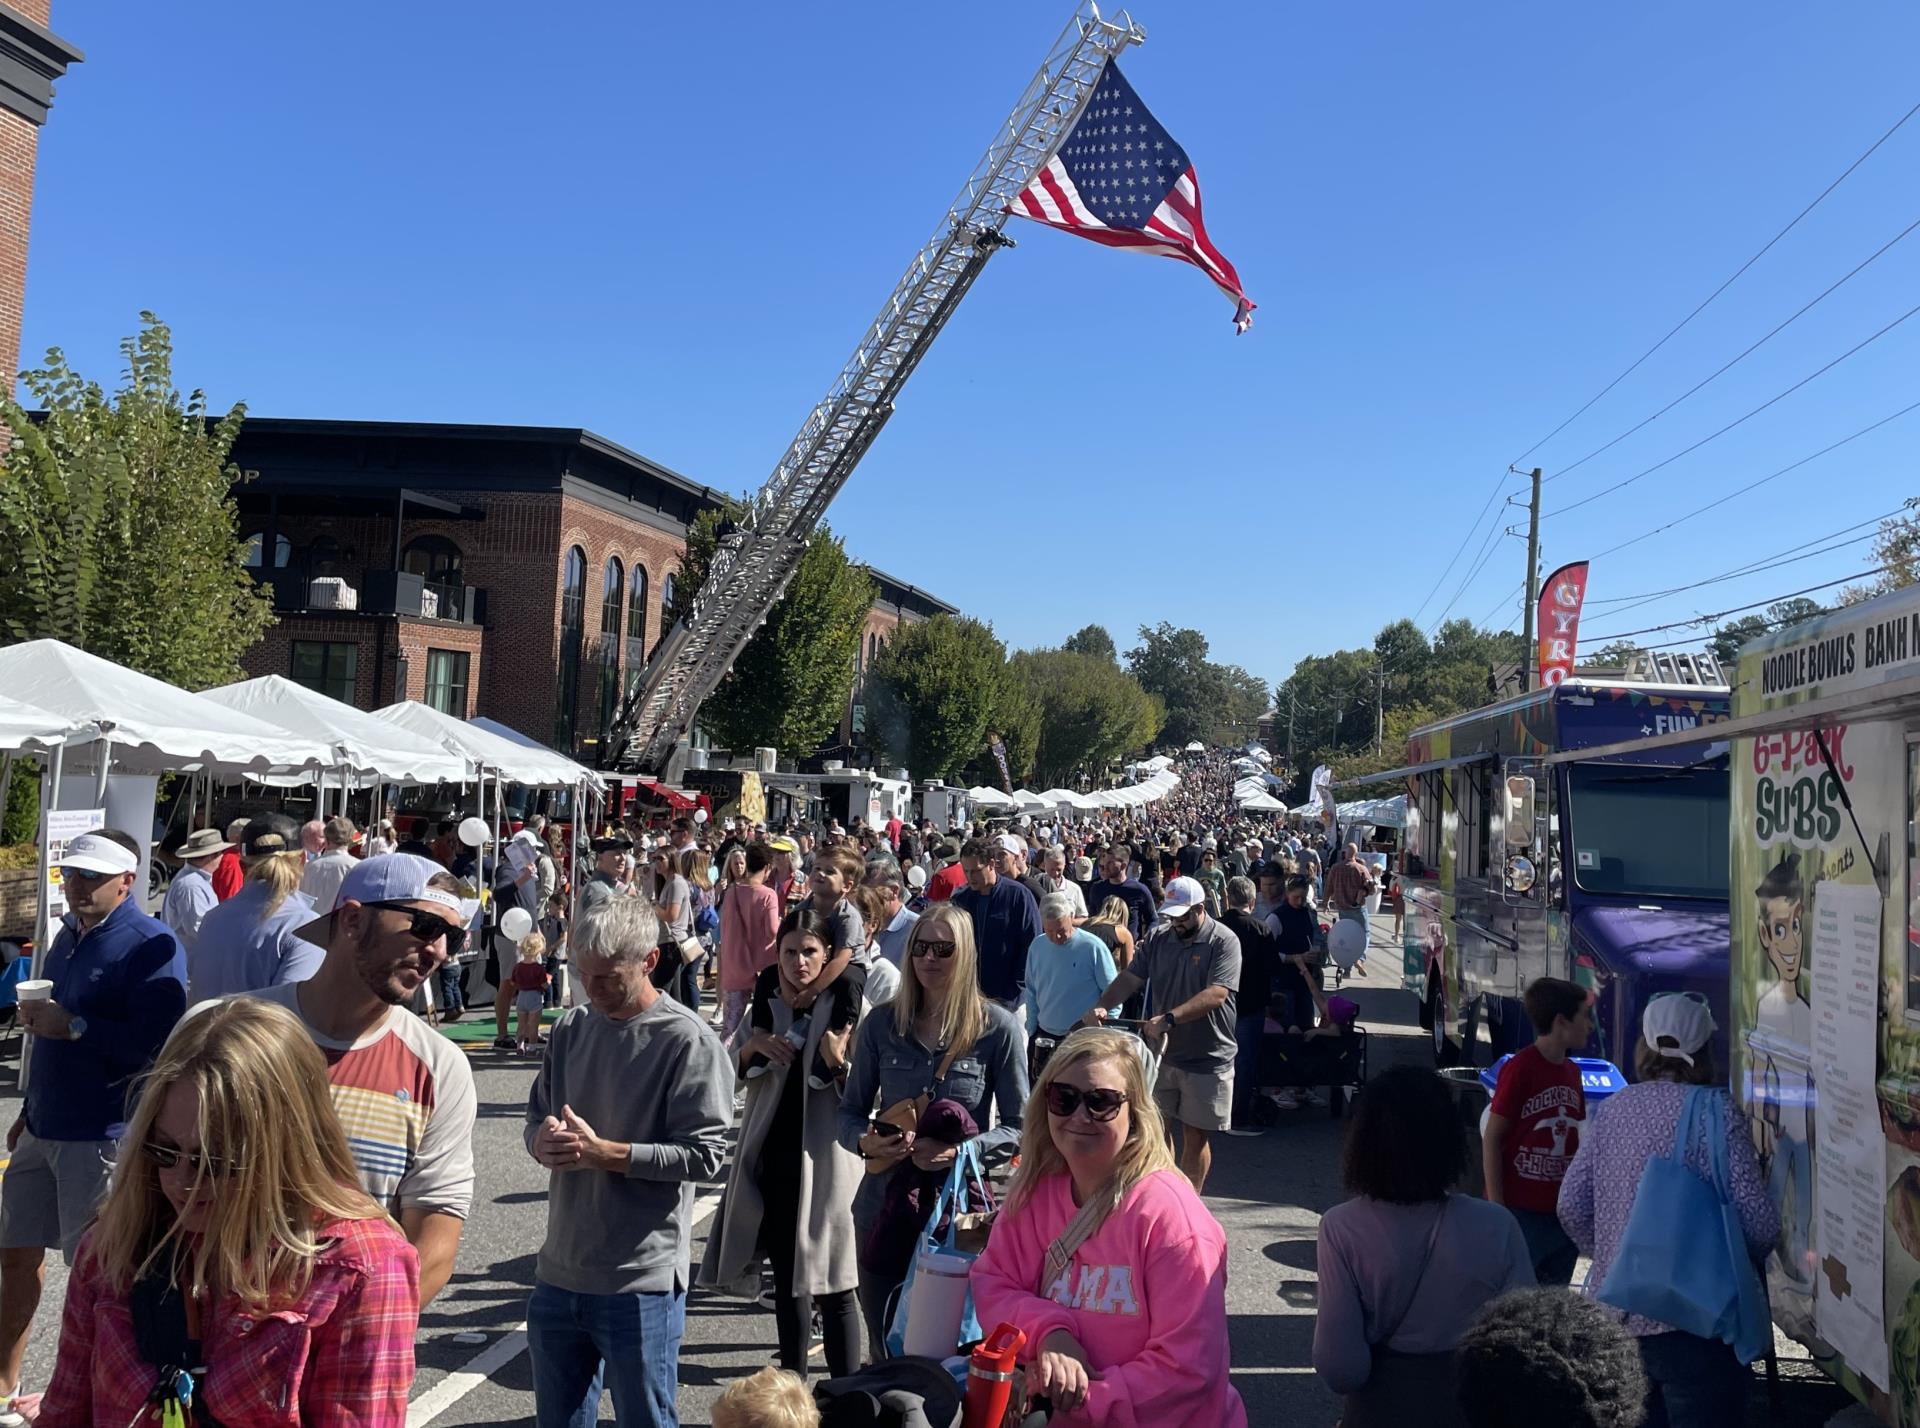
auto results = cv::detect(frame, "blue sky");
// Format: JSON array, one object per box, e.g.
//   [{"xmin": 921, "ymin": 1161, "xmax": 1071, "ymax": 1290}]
[{"xmin": 25, "ymin": 1, "xmax": 1919, "ymax": 694}]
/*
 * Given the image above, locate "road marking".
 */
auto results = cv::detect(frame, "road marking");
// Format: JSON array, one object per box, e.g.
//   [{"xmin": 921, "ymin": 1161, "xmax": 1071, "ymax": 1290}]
[{"xmin": 406, "ymin": 1186, "xmax": 725, "ymax": 1428}]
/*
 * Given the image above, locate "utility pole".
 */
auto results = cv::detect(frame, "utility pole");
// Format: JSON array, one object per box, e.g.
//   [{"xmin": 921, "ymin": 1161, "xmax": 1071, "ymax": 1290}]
[
  {"xmin": 1374, "ymin": 661, "xmax": 1385, "ymax": 751},
  {"xmin": 1285, "ymin": 692, "xmax": 1296, "ymax": 771},
  {"xmin": 1520, "ymin": 466, "xmax": 1542, "ymax": 691}
]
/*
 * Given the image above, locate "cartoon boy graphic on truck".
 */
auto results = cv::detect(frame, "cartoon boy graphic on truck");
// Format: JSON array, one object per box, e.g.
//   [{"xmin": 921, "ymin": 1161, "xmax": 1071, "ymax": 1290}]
[{"xmin": 1749, "ymin": 851, "xmax": 1815, "ymax": 1300}]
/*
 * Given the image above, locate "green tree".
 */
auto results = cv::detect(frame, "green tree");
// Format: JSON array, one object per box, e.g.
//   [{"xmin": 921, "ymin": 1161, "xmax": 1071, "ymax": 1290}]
[
  {"xmin": 1587, "ymin": 639, "xmax": 1647, "ymax": 670},
  {"xmin": 1007, "ymin": 649, "xmax": 1161, "ymax": 785},
  {"xmin": 867, "ymin": 615, "xmax": 1010, "ymax": 782},
  {"xmin": 668, "ymin": 506, "xmax": 875, "ymax": 756},
  {"xmin": 1709, "ymin": 597, "xmax": 1827, "ymax": 668},
  {"xmin": 1062, "ymin": 624, "xmax": 1118, "ymax": 662},
  {"xmin": 1842, "ymin": 499, "xmax": 1920, "ymax": 605},
  {"xmin": 0, "ymin": 313, "xmax": 274, "ymax": 688},
  {"xmin": 1125, "ymin": 623, "xmax": 1266, "ymax": 748}
]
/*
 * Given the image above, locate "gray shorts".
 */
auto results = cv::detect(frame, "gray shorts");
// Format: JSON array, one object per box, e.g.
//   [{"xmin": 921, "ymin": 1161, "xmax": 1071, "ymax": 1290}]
[
  {"xmin": 514, "ymin": 989, "xmax": 546, "ymax": 1014},
  {"xmin": 1154, "ymin": 1063, "xmax": 1234, "ymax": 1132},
  {"xmin": 0, "ymin": 1130, "xmax": 116, "ymax": 1258}
]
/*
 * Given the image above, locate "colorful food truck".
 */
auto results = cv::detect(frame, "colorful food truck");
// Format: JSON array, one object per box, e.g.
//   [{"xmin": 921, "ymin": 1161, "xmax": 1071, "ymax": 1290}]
[
  {"xmin": 1378, "ymin": 677, "xmax": 1731, "ymax": 1070},
  {"xmin": 1537, "ymin": 584, "xmax": 1920, "ymax": 1424}
]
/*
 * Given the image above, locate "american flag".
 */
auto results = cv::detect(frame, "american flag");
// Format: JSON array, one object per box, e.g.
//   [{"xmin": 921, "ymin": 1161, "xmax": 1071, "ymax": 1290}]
[{"xmin": 1007, "ymin": 61, "xmax": 1255, "ymax": 333}]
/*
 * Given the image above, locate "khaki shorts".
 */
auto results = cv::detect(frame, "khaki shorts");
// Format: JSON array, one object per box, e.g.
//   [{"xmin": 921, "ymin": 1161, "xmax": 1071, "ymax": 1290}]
[
  {"xmin": 0, "ymin": 1130, "xmax": 115, "ymax": 1259},
  {"xmin": 1154, "ymin": 1063, "xmax": 1234, "ymax": 1132}
]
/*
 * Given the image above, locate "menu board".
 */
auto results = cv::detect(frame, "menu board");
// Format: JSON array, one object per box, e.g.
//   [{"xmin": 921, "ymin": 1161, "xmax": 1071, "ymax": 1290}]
[{"xmin": 1811, "ymin": 880, "xmax": 1889, "ymax": 1389}]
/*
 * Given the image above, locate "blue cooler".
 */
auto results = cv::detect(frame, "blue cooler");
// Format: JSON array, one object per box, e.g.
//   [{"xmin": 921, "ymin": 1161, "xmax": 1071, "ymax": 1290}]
[{"xmin": 1477, "ymin": 1055, "xmax": 1627, "ymax": 1103}]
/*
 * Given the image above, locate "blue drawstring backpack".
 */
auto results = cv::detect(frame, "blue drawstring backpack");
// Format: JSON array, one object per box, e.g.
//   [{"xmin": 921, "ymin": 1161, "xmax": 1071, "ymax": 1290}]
[{"xmin": 1596, "ymin": 1086, "xmax": 1771, "ymax": 1363}]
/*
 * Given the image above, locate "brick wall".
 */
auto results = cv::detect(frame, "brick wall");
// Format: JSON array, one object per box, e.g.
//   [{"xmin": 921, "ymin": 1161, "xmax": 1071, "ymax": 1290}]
[
  {"xmin": 11, "ymin": 1, "xmax": 50, "ymax": 25},
  {"xmin": 394, "ymin": 620, "xmax": 485, "ymax": 717},
  {"xmin": 0, "ymin": 105, "xmax": 38, "ymax": 393}
]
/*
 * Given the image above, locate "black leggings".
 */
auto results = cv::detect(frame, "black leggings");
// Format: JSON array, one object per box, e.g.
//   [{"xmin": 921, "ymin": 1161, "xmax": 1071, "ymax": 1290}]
[{"xmin": 760, "ymin": 1168, "xmax": 861, "ymax": 1379}]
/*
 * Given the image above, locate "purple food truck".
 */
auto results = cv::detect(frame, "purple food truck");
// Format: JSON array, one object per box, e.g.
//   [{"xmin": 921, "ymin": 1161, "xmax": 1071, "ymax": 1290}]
[{"xmin": 1360, "ymin": 669, "xmax": 1732, "ymax": 1071}]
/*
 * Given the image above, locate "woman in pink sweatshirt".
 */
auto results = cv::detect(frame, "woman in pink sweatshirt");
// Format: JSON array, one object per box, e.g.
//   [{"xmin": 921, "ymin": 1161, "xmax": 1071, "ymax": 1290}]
[{"xmin": 971, "ymin": 1028, "xmax": 1246, "ymax": 1428}]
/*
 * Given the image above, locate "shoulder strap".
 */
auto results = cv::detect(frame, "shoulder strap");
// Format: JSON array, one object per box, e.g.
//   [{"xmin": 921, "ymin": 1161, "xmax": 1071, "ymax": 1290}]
[
  {"xmin": 932, "ymin": 1042, "xmax": 963, "ymax": 1088},
  {"xmin": 1375, "ymin": 1197, "xmax": 1450, "ymax": 1348},
  {"xmin": 1037, "ymin": 1182, "xmax": 1122, "ymax": 1298}
]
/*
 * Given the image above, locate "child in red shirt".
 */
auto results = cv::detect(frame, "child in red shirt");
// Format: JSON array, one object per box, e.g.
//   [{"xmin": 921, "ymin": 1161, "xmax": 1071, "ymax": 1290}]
[
  {"xmin": 1483, "ymin": 976, "xmax": 1592, "ymax": 1285},
  {"xmin": 510, "ymin": 932, "xmax": 552, "ymax": 1054}
]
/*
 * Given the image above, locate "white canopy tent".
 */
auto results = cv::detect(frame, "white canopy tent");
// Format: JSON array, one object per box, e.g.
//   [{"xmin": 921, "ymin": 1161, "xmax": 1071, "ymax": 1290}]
[
  {"xmin": 374, "ymin": 703, "xmax": 601, "ymax": 792},
  {"xmin": 1183, "ymin": 741, "xmax": 1205, "ymax": 753},
  {"xmin": 1036, "ymin": 788, "xmax": 1082, "ymax": 810},
  {"xmin": 968, "ymin": 786, "xmax": 1016, "ymax": 807},
  {"xmin": 201, "ymin": 676, "xmax": 470, "ymax": 787},
  {"xmin": 1238, "ymin": 791, "xmax": 1287, "ymax": 813},
  {"xmin": 1335, "ymin": 794, "xmax": 1408, "ymax": 830},
  {"xmin": 0, "ymin": 694, "xmax": 84, "ymax": 754},
  {"xmin": 470, "ymin": 716, "xmax": 607, "ymax": 793},
  {"xmin": 1139, "ymin": 754, "xmax": 1175, "ymax": 773},
  {"xmin": 1008, "ymin": 788, "xmax": 1049, "ymax": 813},
  {"xmin": 1245, "ymin": 746, "xmax": 1274, "ymax": 763}
]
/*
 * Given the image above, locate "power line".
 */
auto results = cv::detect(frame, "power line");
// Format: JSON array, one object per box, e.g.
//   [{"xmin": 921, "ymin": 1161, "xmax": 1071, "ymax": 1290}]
[
  {"xmin": 1583, "ymin": 401, "xmax": 1920, "ymax": 561},
  {"xmin": 1583, "ymin": 522, "xmax": 1892, "ymax": 616},
  {"xmin": 1581, "ymin": 568, "xmax": 1886, "ymax": 643},
  {"xmin": 1426, "ymin": 513, "xmax": 1513, "ymax": 637},
  {"xmin": 1409, "ymin": 472, "xmax": 1512, "ymax": 625},
  {"xmin": 1541, "ymin": 301, "xmax": 1920, "ymax": 520},
  {"xmin": 1544, "ymin": 212, "xmax": 1920, "ymax": 484},
  {"xmin": 1510, "ymin": 97, "xmax": 1920, "ymax": 466}
]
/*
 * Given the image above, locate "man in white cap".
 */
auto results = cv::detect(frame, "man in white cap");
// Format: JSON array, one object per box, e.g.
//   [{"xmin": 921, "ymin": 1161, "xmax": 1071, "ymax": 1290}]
[
  {"xmin": 249, "ymin": 852, "xmax": 478, "ymax": 1304},
  {"xmin": 160, "ymin": 828, "xmax": 231, "ymax": 949},
  {"xmin": 1093, "ymin": 874, "xmax": 1241, "ymax": 1193},
  {"xmin": 0, "ymin": 829, "xmax": 186, "ymax": 1417}
]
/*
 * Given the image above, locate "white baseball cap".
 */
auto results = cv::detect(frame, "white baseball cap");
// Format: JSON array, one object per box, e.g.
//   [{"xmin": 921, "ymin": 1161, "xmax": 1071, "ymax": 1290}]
[
  {"xmin": 294, "ymin": 853, "xmax": 466, "ymax": 946},
  {"xmin": 992, "ymin": 833, "xmax": 1027, "ymax": 858},
  {"xmin": 1642, "ymin": 991, "xmax": 1716, "ymax": 1066},
  {"xmin": 57, "ymin": 833, "xmax": 137, "ymax": 877},
  {"xmin": 1161, "ymin": 876, "xmax": 1208, "ymax": 919}
]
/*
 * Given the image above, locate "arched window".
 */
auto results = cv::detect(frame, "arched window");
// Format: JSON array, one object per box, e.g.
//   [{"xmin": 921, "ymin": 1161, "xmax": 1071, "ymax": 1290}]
[
  {"xmin": 244, "ymin": 532, "xmax": 291, "ymax": 569},
  {"xmin": 555, "ymin": 546, "xmax": 587, "ymax": 750},
  {"xmin": 598, "ymin": 557, "xmax": 625, "ymax": 738},
  {"xmin": 626, "ymin": 566, "xmax": 649, "ymax": 692},
  {"xmin": 662, "ymin": 571, "xmax": 677, "ymax": 617},
  {"xmin": 401, "ymin": 535, "xmax": 463, "ymax": 588}
]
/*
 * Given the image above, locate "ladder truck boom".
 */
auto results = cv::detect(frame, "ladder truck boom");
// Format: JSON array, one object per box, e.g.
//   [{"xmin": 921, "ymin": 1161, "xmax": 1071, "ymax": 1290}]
[{"xmin": 611, "ymin": 2, "xmax": 1144, "ymax": 773}]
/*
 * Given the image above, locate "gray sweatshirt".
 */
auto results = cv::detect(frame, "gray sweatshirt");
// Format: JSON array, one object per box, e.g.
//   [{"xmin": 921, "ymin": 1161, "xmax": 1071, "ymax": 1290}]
[{"xmin": 525, "ymin": 993, "xmax": 735, "ymax": 1294}]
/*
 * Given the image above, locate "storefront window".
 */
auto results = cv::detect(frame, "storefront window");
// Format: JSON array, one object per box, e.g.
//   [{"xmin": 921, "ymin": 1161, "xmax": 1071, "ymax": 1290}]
[
  {"xmin": 555, "ymin": 546, "xmax": 586, "ymax": 750},
  {"xmin": 425, "ymin": 649, "xmax": 470, "ymax": 716}
]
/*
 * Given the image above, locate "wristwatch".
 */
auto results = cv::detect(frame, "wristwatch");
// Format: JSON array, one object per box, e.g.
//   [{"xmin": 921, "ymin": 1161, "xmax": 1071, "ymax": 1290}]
[{"xmin": 67, "ymin": 1015, "xmax": 87, "ymax": 1042}]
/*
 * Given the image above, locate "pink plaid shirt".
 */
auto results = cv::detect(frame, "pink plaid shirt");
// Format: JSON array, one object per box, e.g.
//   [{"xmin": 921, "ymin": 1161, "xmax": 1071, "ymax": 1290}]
[{"xmin": 38, "ymin": 1217, "xmax": 418, "ymax": 1427}]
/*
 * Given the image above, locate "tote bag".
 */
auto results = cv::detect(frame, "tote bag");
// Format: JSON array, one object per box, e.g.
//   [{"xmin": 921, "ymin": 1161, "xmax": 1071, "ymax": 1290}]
[
  {"xmin": 885, "ymin": 1140, "xmax": 993, "ymax": 1358},
  {"xmin": 1596, "ymin": 1087, "xmax": 1770, "ymax": 1363}
]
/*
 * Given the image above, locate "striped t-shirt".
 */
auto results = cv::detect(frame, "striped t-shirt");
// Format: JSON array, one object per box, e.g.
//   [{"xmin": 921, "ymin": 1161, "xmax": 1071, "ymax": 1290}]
[{"xmin": 251, "ymin": 983, "xmax": 477, "ymax": 1219}]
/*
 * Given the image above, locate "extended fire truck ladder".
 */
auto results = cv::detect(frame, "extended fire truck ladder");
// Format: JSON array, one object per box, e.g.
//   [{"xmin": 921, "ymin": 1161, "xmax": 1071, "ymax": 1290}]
[{"xmin": 610, "ymin": 2, "xmax": 1144, "ymax": 773}]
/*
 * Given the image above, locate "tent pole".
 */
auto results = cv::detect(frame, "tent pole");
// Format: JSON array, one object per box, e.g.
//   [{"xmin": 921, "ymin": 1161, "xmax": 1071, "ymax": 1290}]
[
  {"xmin": 91, "ymin": 734, "xmax": 112, "ymax": 808},
  {"xmin": 0, "ymin": 753, "xmax": 12, "ymax": 831}
]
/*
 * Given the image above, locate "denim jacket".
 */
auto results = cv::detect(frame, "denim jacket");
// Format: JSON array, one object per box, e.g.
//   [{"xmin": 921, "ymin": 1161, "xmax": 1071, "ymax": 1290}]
[{"xmin": 837, "ymin": 1002, "xmax": 1028, "ymax": 1222}]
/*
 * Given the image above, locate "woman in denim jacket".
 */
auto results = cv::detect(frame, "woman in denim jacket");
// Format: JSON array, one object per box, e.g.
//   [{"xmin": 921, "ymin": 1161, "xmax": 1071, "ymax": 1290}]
[{"xmin": 837, "ymin": 902, "xmax": 1027, "ymax": 1357}]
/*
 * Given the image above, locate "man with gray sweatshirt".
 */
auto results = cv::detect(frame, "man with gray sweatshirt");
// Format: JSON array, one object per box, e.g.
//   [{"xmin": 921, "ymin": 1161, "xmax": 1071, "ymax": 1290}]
[{"xmin": 525, "ymin": 896, "xmax": 734, "ymax": 1428}]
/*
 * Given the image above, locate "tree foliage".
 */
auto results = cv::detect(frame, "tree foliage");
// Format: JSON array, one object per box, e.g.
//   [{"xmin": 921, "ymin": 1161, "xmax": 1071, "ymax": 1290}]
[
  {"xmin": 1842, "ymin": 499, "xmax": 1920, "ymax": 605},
  {"xmin": 1707, "ymin": 597, "xmax": 1826, "ymax": 668},
  {"xmin": 866, "ymin": 615, "xmax": 1010, "ymax": 783},
  {"xmin": 0, "ymin": 314, "xmax": 275, "ymax": 689},
  {"xmin": 670, "ymin": 505, "xmax": 875, "ymax": 756},
  {"xmin": 1007, "ymin": 649, "xmax": 1160, "ymax": 786},
  {"xmin": 1125, "ymin": 623, "xmax": 1267, "ymax": 748},
  {"xmin": 1062, "ymin": 624, "xmax": 1117, "ymax": 662}
]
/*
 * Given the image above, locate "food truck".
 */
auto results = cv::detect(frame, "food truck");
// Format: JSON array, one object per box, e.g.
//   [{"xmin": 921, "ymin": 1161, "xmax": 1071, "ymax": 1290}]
[
  {"xmin": 1379, "ymin": 677, "xmax": 1731, "ymax": 1071},
  {"xmin": 1532, "ymin": 583, "xmax": 1920, "ymax": 1424}
]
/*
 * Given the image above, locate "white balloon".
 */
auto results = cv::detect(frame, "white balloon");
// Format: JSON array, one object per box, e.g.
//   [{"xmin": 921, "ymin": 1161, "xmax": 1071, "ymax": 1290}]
[
  {"xmin": 694, "ymin": 807, "xmax": 709, "ymax": 823},
  {"xmin": 458, "ymin": 816, "xmax": 490, "ymax": 848},
  {"xmin": 1328, "ymin": 917, "xmax": 1367, "ymax": 970},
  {"xmin": 500, "ymin": 906, "xmax": 534, "ymax": 941}
]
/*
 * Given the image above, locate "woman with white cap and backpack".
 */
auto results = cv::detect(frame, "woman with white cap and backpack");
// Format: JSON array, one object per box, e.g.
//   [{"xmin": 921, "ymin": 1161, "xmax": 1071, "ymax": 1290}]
[{"xmin": 1558, "ymin": 992, "xmax": 1778, "ymax": 1428}]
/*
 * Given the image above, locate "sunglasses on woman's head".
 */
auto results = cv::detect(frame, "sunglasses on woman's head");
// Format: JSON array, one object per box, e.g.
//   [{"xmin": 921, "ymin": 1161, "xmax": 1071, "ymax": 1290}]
[
  {"xmin": 1043, "ymin": 1084, "xmax": 1128, "ymax": 1121},
  {"xmin": 910, "ymin": 937, "xmax": 957, "ymax": 960},
  {"xmin": 144, "ymin": 1140, "xmax": 241, "ymax": 1178}
]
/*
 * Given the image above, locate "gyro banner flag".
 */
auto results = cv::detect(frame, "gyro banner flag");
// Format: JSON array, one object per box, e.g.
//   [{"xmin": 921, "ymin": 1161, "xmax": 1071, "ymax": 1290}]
[{"xmin": 1537, "ymin": 561, "xmax": 1591, "ymax": 687}]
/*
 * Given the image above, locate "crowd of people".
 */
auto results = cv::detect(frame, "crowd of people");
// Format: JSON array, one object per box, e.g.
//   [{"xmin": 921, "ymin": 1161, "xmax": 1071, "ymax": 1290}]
[{"xmin": 0, "ymin": 748, "xmax": 1785, "ymax": 1428}]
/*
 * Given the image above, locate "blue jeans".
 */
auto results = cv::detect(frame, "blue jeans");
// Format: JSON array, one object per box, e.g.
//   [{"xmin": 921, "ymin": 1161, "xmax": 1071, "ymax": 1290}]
[
  {"xmin": 1232, "ymin": 1012, "xmax": 1266, "ymax": 1122},
  {"xmin": 1637, "ymin": 1329, "xmax": 1747, "ymax": 1428},
  {"xmin": 438, "ymin": 963, "xmax": 465, "ymax": 1013},
  {"xmin": 528, "ymin": 1279, "xmax": 686, "ymax": 1428},
  {"xmin": 1509, "ymin": 1206, "xmax": 1578, "ymax": 1287}
]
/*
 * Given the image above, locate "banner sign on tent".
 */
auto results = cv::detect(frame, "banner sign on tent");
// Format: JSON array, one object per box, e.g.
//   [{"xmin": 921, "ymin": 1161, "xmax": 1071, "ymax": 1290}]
[
  {"xmin": 1536, "ymin": 561, "xmax": 1591, "ymax": 687},
  {"xmin": 41, "ymin": 806, "xmax": 104, "ymax": 929}
]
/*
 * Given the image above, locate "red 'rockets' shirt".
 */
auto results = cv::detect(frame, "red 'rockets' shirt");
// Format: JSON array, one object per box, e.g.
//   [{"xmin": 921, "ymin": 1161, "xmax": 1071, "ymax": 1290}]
[
  {"xmin": 1489, "ymin": 1045, "xmax": 1585, "ymax": 1213},
  {"xmin": 925, "ymin": 861, "xmax": 967, "ymax": 903}
]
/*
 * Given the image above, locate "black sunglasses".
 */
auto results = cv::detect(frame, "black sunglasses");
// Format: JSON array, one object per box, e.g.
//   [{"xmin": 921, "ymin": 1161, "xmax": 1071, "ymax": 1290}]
[
  {"xmin": 144, "ymin": 1140, "xmax": 241, "ymax": 1178},
  {"xmin": 910, "ymin": 937, "xmax": 958, "ymax": 960},
  {"xmin": 1043, "ymin": 1084, "xmax": 1128, "ymax": 1122},
  {"xmin": 367, "ymin": 901, "xmax": 468, "ymax": 957}
]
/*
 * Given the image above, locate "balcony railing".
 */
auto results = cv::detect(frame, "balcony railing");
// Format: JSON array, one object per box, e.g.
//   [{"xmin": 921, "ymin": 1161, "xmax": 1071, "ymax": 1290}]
[{"xmin": 255, "ymin": 569, "xmax": 486, "ymax": 625}]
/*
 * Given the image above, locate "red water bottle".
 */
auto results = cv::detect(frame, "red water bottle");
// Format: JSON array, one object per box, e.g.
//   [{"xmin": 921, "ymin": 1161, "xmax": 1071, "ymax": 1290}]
[{"xmin": 963, "ymin": 1323, "xmax": 1027, "ymax": 1428}]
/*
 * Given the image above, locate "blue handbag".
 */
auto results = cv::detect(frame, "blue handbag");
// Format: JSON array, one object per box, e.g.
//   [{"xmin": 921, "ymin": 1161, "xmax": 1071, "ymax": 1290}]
[
  {"xmin": 1596, "ymin": 1087, "xmax": 1771, "ymax": 1363},
  {"xmin": 884, "ymin": 1140, "xmax": 990, "ymax": 1358}
]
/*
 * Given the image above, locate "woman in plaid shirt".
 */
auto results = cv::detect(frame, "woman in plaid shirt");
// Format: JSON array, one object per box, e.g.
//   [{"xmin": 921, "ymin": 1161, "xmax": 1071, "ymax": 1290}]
[{"xmin": 36, "ymin": 998, "xmax": 419, "ymax": 1427}]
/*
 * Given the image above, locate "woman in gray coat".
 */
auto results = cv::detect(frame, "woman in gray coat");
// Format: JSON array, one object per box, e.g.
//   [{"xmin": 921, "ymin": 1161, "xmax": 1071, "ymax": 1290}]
[{"xmin": 701, "ymin": 906, "xmax": 864, "ymax": 1378}]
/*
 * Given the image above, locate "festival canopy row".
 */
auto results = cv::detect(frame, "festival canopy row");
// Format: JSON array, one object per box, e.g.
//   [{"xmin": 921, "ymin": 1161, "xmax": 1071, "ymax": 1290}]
[
  {"xmin": 377, "ymin": 702, "xmax": 605, "ymax": 793},
  {"xmin": 202, "ymin": 676, "xmax": 468, "ymax": 786},
  {"xmin": 1335, "ymin": 794, "xmax": 1408, "ymax": 830}
]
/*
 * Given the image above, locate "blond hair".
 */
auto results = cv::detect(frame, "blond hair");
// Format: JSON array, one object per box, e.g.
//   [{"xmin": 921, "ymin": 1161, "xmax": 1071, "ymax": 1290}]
[
  {"xmin": 245, "ymin": 849, "xmax": 306, "ymax": 917},
  {"xmin": 712, "ymin": 1367, "xmax": 819, "ymax": 1428},
  {"xmin": 518, "ymin": 931, "xmax": 548, "ymax": 961},
  {"xmin": 1087, "ymin": 895, "xmax": 1129, "ymax": 929},
  {"xmin": 891, "ymin": 901, "xmax": 985, "ymax": 1060},
  {"xmin": 1003, "ymin": 1027, "xmax": 1176, "ymax": 1230},
  {"xmin": 678, "ymin": 846, "xmax": 712, "ymax": 893},
  {"xmin": 85, "ymin": 999, "xmax": 386, "ymax": 1309}
]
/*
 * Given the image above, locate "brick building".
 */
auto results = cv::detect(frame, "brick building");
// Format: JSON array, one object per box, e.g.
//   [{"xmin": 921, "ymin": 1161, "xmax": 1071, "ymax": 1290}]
[
  {"xmin": 227, "ymin": 418, "xmax": 952, "ymax": 765},
  {"xmin": 0, "ymin": 1, "xmax": 82, "ymax": 391}
]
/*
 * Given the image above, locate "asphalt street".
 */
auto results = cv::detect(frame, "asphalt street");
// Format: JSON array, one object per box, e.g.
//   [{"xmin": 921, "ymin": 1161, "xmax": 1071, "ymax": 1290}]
[{"xmin": 0, "ymin": 916, "xmax": 1858, "ymax": 1426}]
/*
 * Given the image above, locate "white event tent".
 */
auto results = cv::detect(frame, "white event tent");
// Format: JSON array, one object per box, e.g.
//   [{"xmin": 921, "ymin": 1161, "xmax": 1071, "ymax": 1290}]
[
  {"xmin": 968, "ymin": 786, "xmax": 1015, "ymax": 808},
  {"xmin": 373, "ymin": 702, "xmax": 602, "ymax": 792},
  {"xmin": 201, "ymin": 676, "xmax": 471, "ymax": 790}
]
